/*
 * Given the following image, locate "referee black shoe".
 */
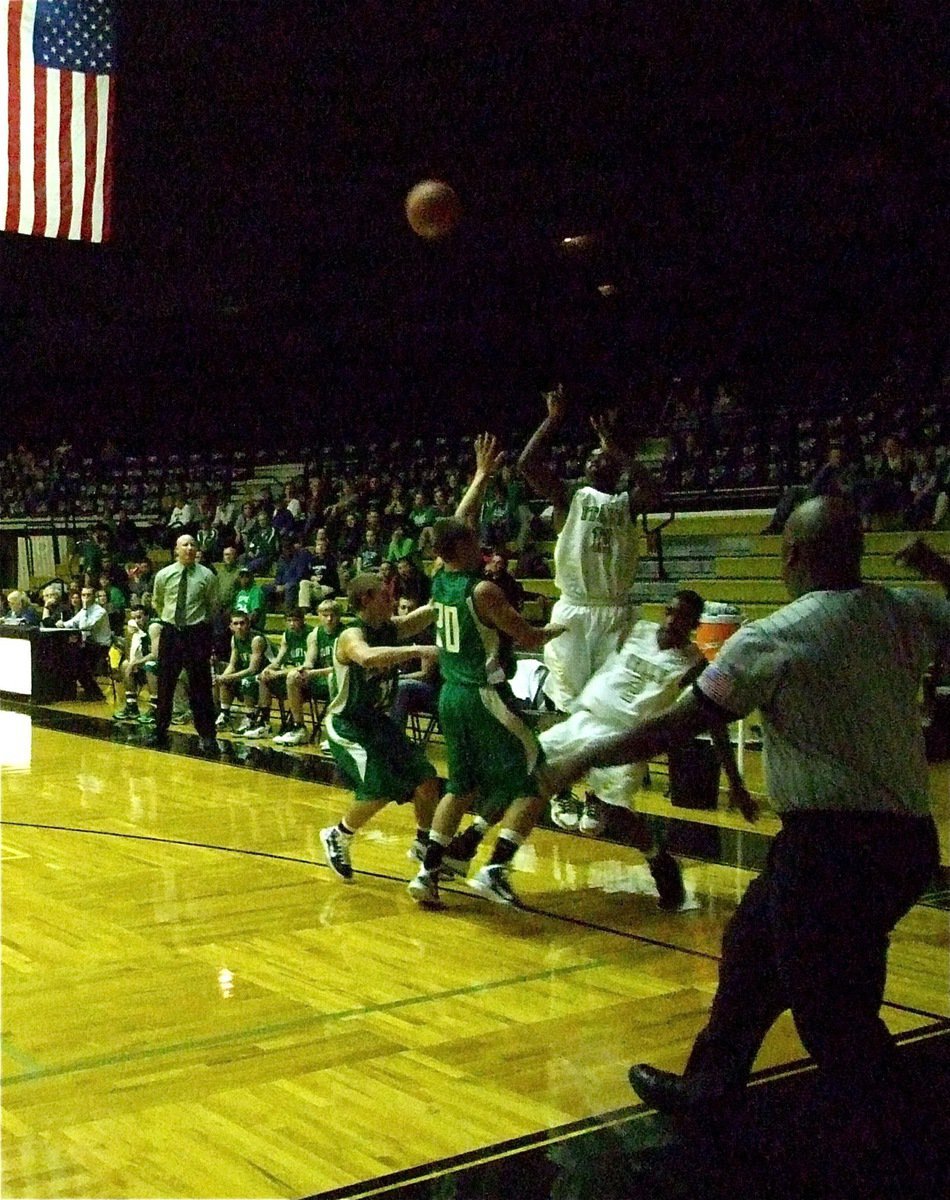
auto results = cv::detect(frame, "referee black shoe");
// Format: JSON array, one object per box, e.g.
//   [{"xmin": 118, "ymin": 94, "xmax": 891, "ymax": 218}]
[{"xmin": 629, "ymin": 1063, "xmax": 739, "ymax": 1115}]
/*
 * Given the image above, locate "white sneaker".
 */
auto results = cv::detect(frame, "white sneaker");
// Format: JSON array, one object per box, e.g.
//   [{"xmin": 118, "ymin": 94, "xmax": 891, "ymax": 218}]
[
  {"xmin": 234, "ymin": 714, "xmax": 257, "ymax": 734},
  {"xmin": 407, "ymin": 870, "xmax": 442, "ymax": 906},
  {"xmin": 274, "ymin": 725, "xmax": 309, "ymax": 746},
  {"xmin": 549, "ymin": 794, "xmax": 581, "ymax": 831},
  {"xmin": 215, "ymin": 710, "xmax": 233, "ymax": 730},
  {"xmin": 468, "ymin": 864, "xmax": 520, "ymax": 906},
  {"xmin": 241, "ymin": 722, "xmax": 270, "ymax": 739},
  {"xmin": 320, "ymin": 826, "xmax": 353, "ymax": 881},
  {"xmin": 578, "ymin": 792, "xmax": 608, "ymax": 835}
]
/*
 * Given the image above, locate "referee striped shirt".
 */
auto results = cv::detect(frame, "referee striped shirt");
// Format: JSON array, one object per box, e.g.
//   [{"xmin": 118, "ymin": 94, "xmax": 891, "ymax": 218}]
[{"xmin": 696, "ymin": 585, "xmax": 950, "ymax": 816}]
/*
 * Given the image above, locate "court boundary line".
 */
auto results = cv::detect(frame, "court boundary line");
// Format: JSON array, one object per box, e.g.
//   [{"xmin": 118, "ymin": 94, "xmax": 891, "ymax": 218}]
[
  {"xmin": 4, "ymin": 817, "xmax": 948, "ymax": 1028},
  {"xmin": 301, "ymin": 1026, "xmax": 950, "ymax": 1200}
]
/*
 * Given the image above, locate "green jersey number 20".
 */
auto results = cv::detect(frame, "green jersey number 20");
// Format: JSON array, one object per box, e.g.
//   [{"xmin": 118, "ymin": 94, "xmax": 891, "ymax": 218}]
[{"xmin": 434, "ymin": 602, "xmax": 461, "ymax": 653}]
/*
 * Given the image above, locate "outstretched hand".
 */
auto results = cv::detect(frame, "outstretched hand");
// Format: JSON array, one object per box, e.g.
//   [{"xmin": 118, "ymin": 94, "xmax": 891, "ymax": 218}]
[
  {"xmin": 543, "ymin": 383, "xmax": 568, "ymax": 421},
  {"xmin": 473, "ymin": 432, "xmax": 505, "ymax": 477},
  {"xmin": 728, "ymin": 782, "xmax": 760, "ymax": 824}
]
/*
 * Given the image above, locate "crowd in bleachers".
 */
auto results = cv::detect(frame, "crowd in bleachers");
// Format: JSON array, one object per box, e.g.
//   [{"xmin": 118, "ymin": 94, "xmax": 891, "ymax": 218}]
[{"xmin": 3, "ymin": 368, "xmax": 949, "ymax": 631}]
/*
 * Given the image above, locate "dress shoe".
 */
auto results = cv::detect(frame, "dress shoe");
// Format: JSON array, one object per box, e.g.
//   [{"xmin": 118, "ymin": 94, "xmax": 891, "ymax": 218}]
[{"xmin": 628, "ymin": 1063, "xmax": 735, "ymax": 1115}]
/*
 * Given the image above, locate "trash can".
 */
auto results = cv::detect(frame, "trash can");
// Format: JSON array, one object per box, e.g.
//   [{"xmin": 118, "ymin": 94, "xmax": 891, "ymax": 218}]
[{"xmin": 668, "ymin": 737, "xmax": 721, "ymax": 809}]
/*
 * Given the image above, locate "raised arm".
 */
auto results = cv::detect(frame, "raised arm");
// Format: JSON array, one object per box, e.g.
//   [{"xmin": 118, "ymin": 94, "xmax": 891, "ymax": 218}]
[
  {"xmin": 455, "ymin": 433, "xmax": 505, "ymax": 530},
  {"xmin": 590, "ymin": 411, "xmax": 661, "ymax": 521},
  {"xmin": 517, "ymin": 386, "xmax": 571, "ymax": 515}
]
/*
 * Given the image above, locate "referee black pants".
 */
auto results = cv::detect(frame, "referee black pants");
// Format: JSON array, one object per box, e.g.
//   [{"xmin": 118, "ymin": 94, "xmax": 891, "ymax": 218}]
[
  {"xmin": 684, "ymin": 810, "xmax": 939, "ymax": 1091},
  {"xmin": 155, "ymin": 621, "xmax": 216, "ymax": 739}
]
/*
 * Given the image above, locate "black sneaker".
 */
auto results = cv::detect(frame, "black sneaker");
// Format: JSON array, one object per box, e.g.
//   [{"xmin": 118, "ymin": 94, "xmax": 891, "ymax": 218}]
[
  {"xmin": 320, "ymin": 826, "xmax": 354, "ymax": 881},
  {"xmin": 440, "ymin": 853, "xmax": 472, "ymax": 881},
  {"xmin": 648, "ymin": 851, "xmax": 686, "ymax": 911}
]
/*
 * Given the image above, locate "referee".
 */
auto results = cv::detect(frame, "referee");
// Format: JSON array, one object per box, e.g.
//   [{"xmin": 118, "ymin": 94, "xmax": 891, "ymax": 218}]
[
  {"xmin": 148, "ymin": 534, "xmax": 220, "ymax": 752},
  {"xmin": 542, "ymin": 497, "xmax": 945, "ymax": 1113}
]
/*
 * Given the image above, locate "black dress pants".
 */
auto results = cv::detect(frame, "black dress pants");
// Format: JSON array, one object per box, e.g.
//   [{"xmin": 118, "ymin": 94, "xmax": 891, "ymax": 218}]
[
  {"xmin": 155, "ymin": 622, "xmax": 216, "ymax": 739},
  {"xmin": 685, "ymin": 810, "xmax": 939, "ymax": 1090}
]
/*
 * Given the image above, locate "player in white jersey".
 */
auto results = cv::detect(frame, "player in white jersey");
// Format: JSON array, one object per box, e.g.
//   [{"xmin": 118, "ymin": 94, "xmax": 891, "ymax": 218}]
[
  {"xmin": 540, "ymin": 590, "xmax": 753, "ymax": 908},
  {"xmin": 518, "ymin": 384, "xmax": 660, "ymax": 829}
]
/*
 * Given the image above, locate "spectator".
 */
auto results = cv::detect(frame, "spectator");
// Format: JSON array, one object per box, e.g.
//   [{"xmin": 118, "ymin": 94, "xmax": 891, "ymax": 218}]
[
  {"xmin": 389, "ymin": 594, "xmax": 442, "ymax": 733},
  {"xmin": 59, "ymin": 584, "xmax": 113, "ymax": 700},
  {"xmin": 386, "ymin": 523, "xmax": 416, "ymax": 564},
  {"xmin": 355, "ymin": 528, "xmax": 384, "ymax": 574},
  {"xmin": 214, "ymin": 544, "xmax": 242, "ymax": 614},
  {"xmin": 233, "ymin": 567, "xmax": 267, "ymax": 632},
  {"xmin": 212, "ymin": 493, "xmax": 239, "ymax": 541},
  {"xmin": 165, "ymin": 491, "xmax": 194, "ymax": 548},
  {"xmin": 233, "ymin": 501, "xmax": 257, "ymax": 549},
  {"xmin": 378, "ymin": 559, "xmax": 400, "ymax": 612},
  {"xmin": 195, "ymin": 515, "xmax": 220, "ymax": 563},
  {"xmin": 483, "ymin": 551, "xmax": 525, "ymax": 611},
  {"xmin": 905, "ymin": 446, "xmax": 942, "ymax": 529},
  {"xmin": 395, "ymin": 554, "xmax": 431, "ymax": 605},
  {"xmin": 336, "ymin": 511, "xmax": 363, "ymax": 573},
  {"xmin": 269, "ymin": 538, "xmax": 315, "ymax": 612},
  {"xmin": 3, "ymin": 590, "xmax": 40, "ymax": 627},
  {"xmin": 111, "ymin": 506, "xmax": 147, "ymax": 561},
  {"xmin": 854, "ymin": 434, "xmax": 913, "ymax": 529},
  {"xmin": 271, "ymin": 495, "xmax": 297, "ymax": 541},
  {"xmin": 39, "ymin": 584, "xmax": 68, "ymax": 627},
  {"xmin": 763, "ymin": 443, "xmax": 859, "ymax": 535},
  {"xmin": 241, "ymin": 510, "xmax": 279, "ymax": 576},
  {"xmin": 407, "ymin": 489, "xmax": 437, "ymax": 557}
]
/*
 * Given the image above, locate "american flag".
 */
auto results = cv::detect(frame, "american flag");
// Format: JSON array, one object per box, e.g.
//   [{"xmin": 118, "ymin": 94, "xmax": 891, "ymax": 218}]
[{"xmin": 2, "ymin": 0, "xmax": 115, "ymax": 243}]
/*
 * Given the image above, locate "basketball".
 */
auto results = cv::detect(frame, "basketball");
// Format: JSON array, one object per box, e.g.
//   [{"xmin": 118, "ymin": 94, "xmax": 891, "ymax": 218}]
[{"xmin": 405, "ymin": 179, "xmax": 461, "ymax": 239}]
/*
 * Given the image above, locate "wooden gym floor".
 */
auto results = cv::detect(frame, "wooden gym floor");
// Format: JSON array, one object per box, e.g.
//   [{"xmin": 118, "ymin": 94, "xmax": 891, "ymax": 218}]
[{"xmin": 1, "ymin": 699, "xmax": 949, "ymax": 1200}]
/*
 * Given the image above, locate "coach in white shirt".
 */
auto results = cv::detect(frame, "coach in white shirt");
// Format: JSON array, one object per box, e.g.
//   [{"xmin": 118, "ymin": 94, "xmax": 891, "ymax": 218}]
[
  {"xmin": 543, "ymin": 497, "xmax": 946, "ymax": 1115},
  {"xmin": 60, "ymin": 585, "xmax": 113, "ymax": 700}
]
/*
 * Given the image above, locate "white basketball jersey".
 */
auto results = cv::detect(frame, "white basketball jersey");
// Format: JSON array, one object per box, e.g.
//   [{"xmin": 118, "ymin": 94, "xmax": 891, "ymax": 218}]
[
  {"xmin": 578, "ymin": 620, "xmax": 704, "ymax": 726},
  {"xmin": 553, "ymin": 485, "xmax": 641, "ymax": 604}
]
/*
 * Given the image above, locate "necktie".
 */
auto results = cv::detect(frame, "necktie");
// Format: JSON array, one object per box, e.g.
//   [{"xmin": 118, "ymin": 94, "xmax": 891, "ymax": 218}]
[{"xmin": 175, "ymin": 565, "xmax": 190, "ymax": 628}]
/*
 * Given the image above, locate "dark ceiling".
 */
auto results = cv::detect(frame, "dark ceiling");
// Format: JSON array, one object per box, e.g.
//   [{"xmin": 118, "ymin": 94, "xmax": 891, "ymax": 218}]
[{"xmin": 1, "ymin": 0, "xmax": 947, "ymax": 449}]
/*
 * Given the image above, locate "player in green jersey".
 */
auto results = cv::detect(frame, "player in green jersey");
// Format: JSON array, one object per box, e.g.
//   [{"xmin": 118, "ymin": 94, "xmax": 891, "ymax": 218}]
[
  {"xmin": 409, "ymin": 434, "xmax": 565, "ymax": 908},
  {"xmin": 275, "ymin": 599, "xmax": 344, "ymax": 746},
  {"xmin": 319, "ymin": 573, "xmax": 440, "ymax": 882},
  {"xmin": 213, "ymin": 611, "xmax": 269, "ymax": 731},
  {"xmin": 238, "ymin": 608, "xmax": 311, "ymax": 739}
]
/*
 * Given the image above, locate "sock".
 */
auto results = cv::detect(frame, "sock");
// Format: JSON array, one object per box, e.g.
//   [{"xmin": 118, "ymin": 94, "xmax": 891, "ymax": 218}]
[
  {"xmin": 423, "ymin": 830, "xmax": 450, "ymax": 873},
  {"xmin": 338, "ymin": 820, "xmax": 356, "ymax": 838},
  {"xmin": 489, "ymin": 828, "xmax": 524, "ymax": 868},
  {"xmin": 124, "ymin": 697, "xmax": 137, "ymax": 711},
  {"xmin": 415, "ymin": 827, "xmax": 430, "ymax": 847},
  {"xmin": 447, "ymin": 822, "xmax": 486, "ymax": 861},
  {"xmin": 258, "ymin": 706, "xmax": 270, "ymax": 725}
]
